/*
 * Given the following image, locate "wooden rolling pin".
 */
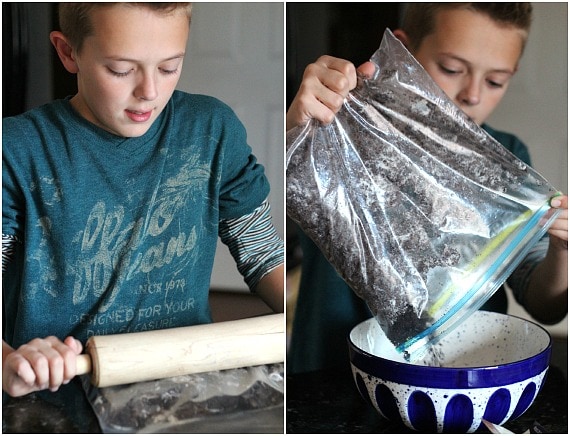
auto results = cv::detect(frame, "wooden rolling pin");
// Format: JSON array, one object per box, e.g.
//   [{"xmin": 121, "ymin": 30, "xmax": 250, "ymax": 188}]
[{"xmin": 75, "ymin": 313, "xmax": 284, "ymax": 388}]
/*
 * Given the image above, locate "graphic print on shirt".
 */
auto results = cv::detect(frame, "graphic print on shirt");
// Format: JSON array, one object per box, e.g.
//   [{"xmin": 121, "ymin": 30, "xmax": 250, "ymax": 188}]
[{"xmin": 33, "ymin": 147, "xmax": 214, "ymax": 336}]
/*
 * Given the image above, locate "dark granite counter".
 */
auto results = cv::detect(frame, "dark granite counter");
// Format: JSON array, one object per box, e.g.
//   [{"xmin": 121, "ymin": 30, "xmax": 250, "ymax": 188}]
[
  {"xmin": 286, "ymin": 337, "xmax": 567, "ymax": 434},
  {"xmin": 2, "ymin": 339, "xmax": 566, "ymax": 433},
  {"xmin": 3, "ymin": 378, "xmax": 101, "ymax": 433},
  {"xmin": 3, "ymin": 364, "xmax": 284, "ymax": 433}
]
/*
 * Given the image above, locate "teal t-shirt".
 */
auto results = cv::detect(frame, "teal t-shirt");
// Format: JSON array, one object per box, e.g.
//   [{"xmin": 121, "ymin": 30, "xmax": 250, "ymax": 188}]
[
  {"xmin": 288, "ymin": 124, "xmax": 534, "ymax": 374},
  {"xmin": 3, "ymin": 90, "xmax": 270, "ymax": 347}
]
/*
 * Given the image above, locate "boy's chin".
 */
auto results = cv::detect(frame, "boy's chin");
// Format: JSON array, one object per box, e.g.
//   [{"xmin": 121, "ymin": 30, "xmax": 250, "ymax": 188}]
[{"xmin": 112, "ymin": 124, "xmax": 153, "ymax": 138}]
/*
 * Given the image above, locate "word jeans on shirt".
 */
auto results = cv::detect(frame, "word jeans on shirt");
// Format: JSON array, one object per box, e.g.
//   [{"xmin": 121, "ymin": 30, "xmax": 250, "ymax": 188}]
[{"xmin": 72, "ymin": 200, "xmax": 197, "ymax": 312}]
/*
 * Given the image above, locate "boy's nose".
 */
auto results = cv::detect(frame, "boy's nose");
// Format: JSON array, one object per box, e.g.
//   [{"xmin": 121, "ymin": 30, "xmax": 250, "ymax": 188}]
[
  {"xmin": 136, "ymin": 73, "xmax": 158, "ymax": 101},
  {"xmin": 458, "ymin": 79, "xmax": 481, "ymax": 106}
]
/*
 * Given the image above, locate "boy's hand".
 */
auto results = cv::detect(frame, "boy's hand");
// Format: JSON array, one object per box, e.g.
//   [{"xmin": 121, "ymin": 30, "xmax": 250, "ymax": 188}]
[
  {"xmin": 3, "ymin": 336, "xmax": 83, "ymax": 397},
  {"xmin": 286, "ymin": 56, "xmax": 376, "ymax": 131},
  {"xmin": 547, "ymin": 194, "xmax": 568, "ymax": 249}
]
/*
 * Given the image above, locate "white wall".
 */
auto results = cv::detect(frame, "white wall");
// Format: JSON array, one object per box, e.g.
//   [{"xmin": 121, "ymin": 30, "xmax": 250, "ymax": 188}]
[
  {"xmin": 486, "ymin": 3, "xmax": 568, "ymax": 338},
  {"xmin": 487, "ymin": 3, "xmax": 568, "ymax": 192}
]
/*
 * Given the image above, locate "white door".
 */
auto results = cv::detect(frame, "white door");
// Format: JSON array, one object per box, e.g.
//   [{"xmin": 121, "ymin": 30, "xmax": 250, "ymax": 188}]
[{"xmin": 176, "ymin": 3, "xmax": 284, "ymax": 291}]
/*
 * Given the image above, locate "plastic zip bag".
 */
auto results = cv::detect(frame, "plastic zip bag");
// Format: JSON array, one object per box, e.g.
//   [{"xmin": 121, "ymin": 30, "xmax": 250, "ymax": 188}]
[
  {"xmin": 83, "ymin": 364, "xmax": 284, "ymax": 433},
  {"xmin": 286, "ymin": 29, "xmax": 560, "ymax": 362}
]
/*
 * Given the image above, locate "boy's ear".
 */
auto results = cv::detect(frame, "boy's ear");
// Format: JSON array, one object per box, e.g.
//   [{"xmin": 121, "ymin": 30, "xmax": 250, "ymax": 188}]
[
  {"xmin": 50, "ymin": 31, "xmax": 79, "ymax": 74},
  {"xmin": 392, "ymin": 29, "xmax": 410, "ymax": 49}
]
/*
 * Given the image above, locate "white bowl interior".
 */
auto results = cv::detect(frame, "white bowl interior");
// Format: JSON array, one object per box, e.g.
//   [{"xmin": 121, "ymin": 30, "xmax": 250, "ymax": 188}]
[{"xmin": 351, "ymin": 311, "xmax": 551, "ymax": 367}]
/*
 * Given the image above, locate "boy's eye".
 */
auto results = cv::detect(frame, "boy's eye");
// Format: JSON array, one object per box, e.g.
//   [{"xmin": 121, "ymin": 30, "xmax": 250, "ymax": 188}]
[
  {"xmin": 108, "ymin": 67, "xmax": 131, "ymax": 77},
  {"xmin": 106, "ymin": 65, "xmax": 180, "ymax": 77},
  {"xmin": 438, "ymin": 64, "xmax": 461, "ymax": 75},
  {"xmin": 160, "ymin": 68, "xmax": 179, "ymax": 75},
  {"xmin": 487, "ymin": 79, "xmax": 504, "ymax": 89}
]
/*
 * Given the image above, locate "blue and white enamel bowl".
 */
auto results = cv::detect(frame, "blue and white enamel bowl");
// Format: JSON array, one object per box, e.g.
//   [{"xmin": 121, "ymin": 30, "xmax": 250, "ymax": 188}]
[{"xmin": 348, "ymin": 311, "xmax": 551, "ymax": 433}]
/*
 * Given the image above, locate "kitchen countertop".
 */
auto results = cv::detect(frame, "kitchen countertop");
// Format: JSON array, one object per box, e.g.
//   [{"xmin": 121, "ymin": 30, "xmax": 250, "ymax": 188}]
[
  {"xmin": 2, "ymin": 339, "xmax": 565, "ymax": 433},
  {"xmin": 286, "ymin": 337, "xmax": 567, "ymax": 434},
  {"xmin": 3, "ymin": 364, "xmax": 284, "ymax": 433},
  {"xmin": 3, "ymin": 379, "xmax": 101, "ymax": 433}
]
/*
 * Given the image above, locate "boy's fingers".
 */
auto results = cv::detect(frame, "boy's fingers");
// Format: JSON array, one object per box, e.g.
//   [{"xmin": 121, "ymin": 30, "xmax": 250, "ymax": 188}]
[
  {"xmin": 29, "ymin": 347, "xmax": 63, "ymax": 390},
  {"xmin": 63, "ymin": 336, "xmax": 83, "ymax": 354},
  {"xmin": 23, "ymin": 352, "xmax": 50, "ymax": 389},
  {"xmin": 46, "ymin": 337, "xmax": 84, "ymax": 388},
  {"xmin": 357, "ymin": 61, "xmax": 377, "ymax": 79},
  {"xmin": 301, "ymin": 75, "xmax": 346, "ymax": 112},
  {"xmin": 546, "ymin": 196, "xmax": 568, "ymax": 244},
  {"xmin": 49, "ymin": 343, "xmax": 79, "ymax": 389},
  {"xmin": 61, "ymin": 337, "xmax": 84, "ymax": 382},
  {"xmin": 3, "ymin": 336, "xmax": 83, "ymax": 396},
  {"xmin": 542, "ymin": 200, "xmax": 568, "ymax": 223},
  {"xmin": 550, "ymin": 194, "xmax": 568, "ymax": 209},
  {"xmin": 312, "ymin": 56, "xmax": 357, "ymax": 92},
  {"xmin": 305, "ymin": 63, "xmax": 353, "ymax": 97},
  {"xmin": 10, "ymin": 354, "xmax": 37, "ymax": 386},
  {"xmin": 20, "ymin": 337, "xmax": 76, "ymax": 391},
  {"xmin": 316, "ymin": 56, "xmax": 357, "ymax": 83}
]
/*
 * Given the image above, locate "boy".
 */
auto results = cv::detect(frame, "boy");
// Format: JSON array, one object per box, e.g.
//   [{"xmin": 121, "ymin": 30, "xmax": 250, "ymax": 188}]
[
  {"xmin": 3, "ymin": 3, "xmax": 284, "ymax": 397},
  {"xmin": 287, "ymin": 3, "xmax": 567, "ymax": 374}
]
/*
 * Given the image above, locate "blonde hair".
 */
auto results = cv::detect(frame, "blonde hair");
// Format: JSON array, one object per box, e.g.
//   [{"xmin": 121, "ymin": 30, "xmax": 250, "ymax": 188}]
[
  {"xmin": 57, "ymin": 3, "xmax": 193, "ymax": 53},
  {"xmin": 401, "ymin": 3, "xmax": 533, "ymax": 52}
]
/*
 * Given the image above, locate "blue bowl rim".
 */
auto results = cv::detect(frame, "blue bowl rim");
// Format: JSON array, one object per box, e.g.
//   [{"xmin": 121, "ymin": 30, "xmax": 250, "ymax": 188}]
[{"xmin": 348, "ymin": 311, "xmax": 552, "ymax": 389}]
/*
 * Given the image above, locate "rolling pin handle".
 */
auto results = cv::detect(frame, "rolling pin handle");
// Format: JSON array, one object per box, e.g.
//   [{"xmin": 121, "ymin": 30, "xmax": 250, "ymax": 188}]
[{"xmin": 76, "ymin": 353, "xmax": 92, "ymax": 376}]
